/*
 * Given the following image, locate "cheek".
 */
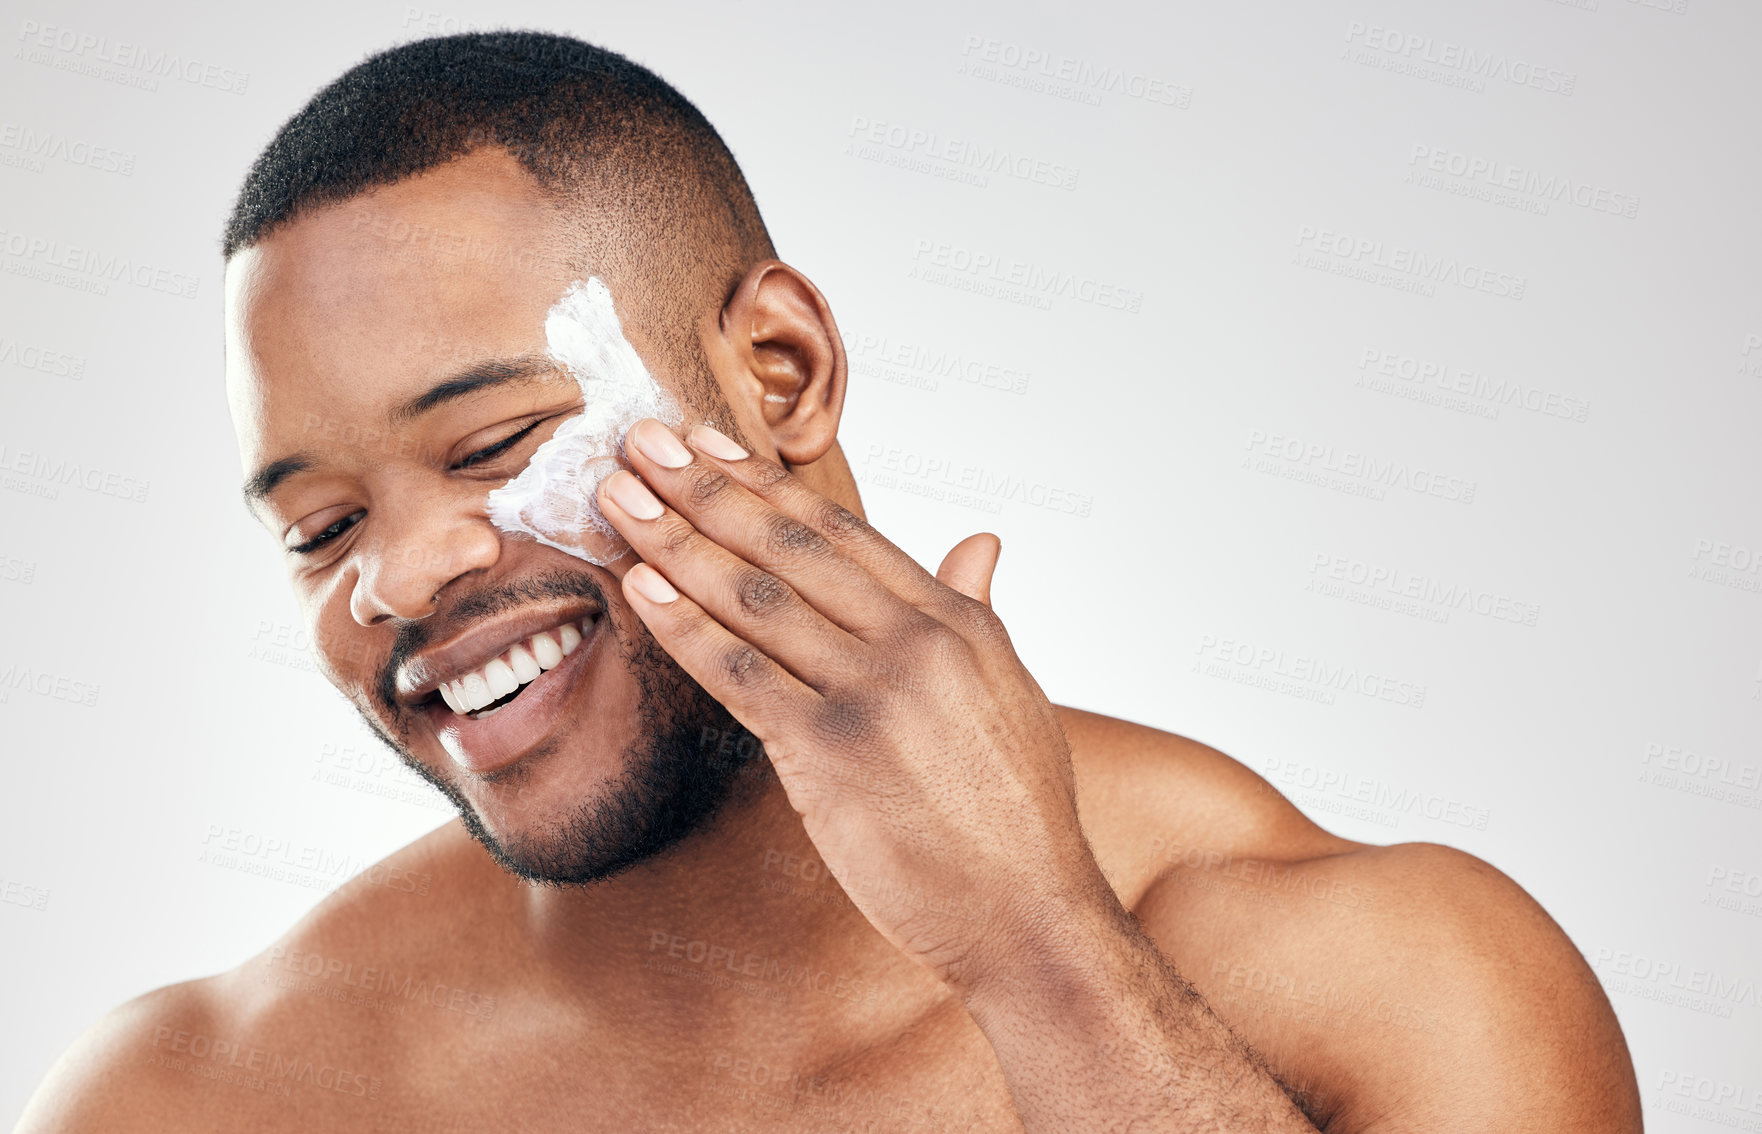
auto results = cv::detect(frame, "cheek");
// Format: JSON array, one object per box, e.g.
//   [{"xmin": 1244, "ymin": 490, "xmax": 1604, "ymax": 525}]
[
  {"xmin": 294, "ymin": 575, "xmax": 376, "ymax": 687},
  {"xmin": 485, "ymin": 277, "xmax": 684, "ymax": 565}
]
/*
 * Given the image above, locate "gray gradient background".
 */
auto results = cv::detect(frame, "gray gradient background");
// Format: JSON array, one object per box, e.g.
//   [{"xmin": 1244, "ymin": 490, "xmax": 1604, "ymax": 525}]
[{"xmin": 2, "ymin": 0, "xmax": 1758, "ymax": 1127}]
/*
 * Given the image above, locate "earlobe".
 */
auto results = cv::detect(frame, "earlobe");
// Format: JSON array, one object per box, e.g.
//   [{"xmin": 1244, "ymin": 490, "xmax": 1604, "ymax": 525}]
[{"xmin": 721, "ymin": 259, "xmax": 847, "ymax": 467}]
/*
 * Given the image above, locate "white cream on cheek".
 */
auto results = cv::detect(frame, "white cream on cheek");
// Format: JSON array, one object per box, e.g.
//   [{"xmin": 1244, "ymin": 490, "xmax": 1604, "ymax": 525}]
[{"xmin": 484, "ymin": 277, "xmax": 683, "ymax": 564}]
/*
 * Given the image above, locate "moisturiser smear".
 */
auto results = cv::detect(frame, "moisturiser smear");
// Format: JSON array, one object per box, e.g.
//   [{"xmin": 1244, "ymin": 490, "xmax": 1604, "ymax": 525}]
[{"xmin": 485, "ymin": 277, "xmax": 682, "ymax": 564}]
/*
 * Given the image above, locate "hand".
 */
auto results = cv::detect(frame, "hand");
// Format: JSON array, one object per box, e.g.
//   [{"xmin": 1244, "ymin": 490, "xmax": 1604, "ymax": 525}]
[{"xmin": 595, "ymin": 418, "xmax": 1116, "ymax": 990}]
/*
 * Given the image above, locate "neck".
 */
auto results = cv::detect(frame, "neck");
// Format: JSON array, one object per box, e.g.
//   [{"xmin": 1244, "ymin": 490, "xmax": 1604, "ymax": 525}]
[{"xmin": 506, "ymin": 759, "xmax": 950, "ymax": 1055}]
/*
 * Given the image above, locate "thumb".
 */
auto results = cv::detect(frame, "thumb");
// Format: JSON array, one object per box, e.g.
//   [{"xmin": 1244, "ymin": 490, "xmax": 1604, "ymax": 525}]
[{"xmin": 935, "ymin": 532, "xmax": 1002, "ymax": 607}]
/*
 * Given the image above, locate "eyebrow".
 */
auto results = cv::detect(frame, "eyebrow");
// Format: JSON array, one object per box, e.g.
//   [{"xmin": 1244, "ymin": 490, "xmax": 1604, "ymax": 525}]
[
  {"xmin": 390, "ymin": 353, "xmax": 555, "ymax": 426},
  {"xmin": 242, "ymin": 454, "xmax": 314, "ymax": 504},
  {"xmin": 241, "ymin": 352, "xmax": 559, "ymax": 507}
]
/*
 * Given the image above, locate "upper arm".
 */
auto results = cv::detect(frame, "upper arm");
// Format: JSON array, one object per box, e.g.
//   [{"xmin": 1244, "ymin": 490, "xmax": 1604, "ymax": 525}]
[{"xmin": 13, "ymin": 980, "xmax": 219, "ymax": 1134}]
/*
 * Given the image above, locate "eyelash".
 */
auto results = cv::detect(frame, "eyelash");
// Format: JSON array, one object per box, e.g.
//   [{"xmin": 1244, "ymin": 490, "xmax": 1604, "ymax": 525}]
[
  {"xmin": 289, "ymin": 419, "xmax": 547, "ymax": 556},
  {"xmin": 289, "ymin": 511, "xmax": 363, "ymax": 555},
  {"xmin": 451, "ymin": 418, "xmax": 544, "ymax": 471}
]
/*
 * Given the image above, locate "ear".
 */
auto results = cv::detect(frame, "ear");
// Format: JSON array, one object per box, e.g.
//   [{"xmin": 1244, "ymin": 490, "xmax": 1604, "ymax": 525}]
[{"xmin": 717, "ymin": 259, "xmax": 847, "ymax": 466}]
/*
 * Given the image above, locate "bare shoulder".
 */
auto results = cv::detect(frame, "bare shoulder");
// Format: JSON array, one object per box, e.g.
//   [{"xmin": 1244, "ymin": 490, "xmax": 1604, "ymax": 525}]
[
  {"xmin": 1058, "ymin": 706, "xmax": 1642, "ymax": 1133},
  {"xmin": 1057, "ymin": 705, "xmax": 1358, "ymax": 899},
  {"xmin": 14, "ymin": 821, "xmax": 495, "ymax": 1133},
  {"xmin": 12, "ymin": 975, "xmax": 230, "ymax": 1134}
]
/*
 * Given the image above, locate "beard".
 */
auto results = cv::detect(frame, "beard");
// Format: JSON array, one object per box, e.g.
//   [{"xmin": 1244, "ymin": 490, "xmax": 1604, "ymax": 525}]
[{"xmin": 361, "ymin": 567, "xmax": 766, "ymax": 886}]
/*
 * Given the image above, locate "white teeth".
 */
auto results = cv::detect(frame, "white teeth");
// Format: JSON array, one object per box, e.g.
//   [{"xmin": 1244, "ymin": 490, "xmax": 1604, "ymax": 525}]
[
  {"xmin": 484, "ymin": 658, "xmax": 518, "ymax": 700},
  {"xmin": 434, "ymin": 618, "xmax": 594, "ymax": 717},
  {"xmin": 531, "ymin": 631, "xmax": 563, "ymax": 669},
  {"xmin": 460, "ymin": 672, "xmax": 491, "ymax": 712},
  {"xmin": 508, "ymin": 644, "xmax": 541, "ymax": 683}
]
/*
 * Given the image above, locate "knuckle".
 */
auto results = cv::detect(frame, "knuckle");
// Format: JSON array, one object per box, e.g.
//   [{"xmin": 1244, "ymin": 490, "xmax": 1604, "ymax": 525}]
[
  {"xmin": 685, "ymin": 466, "xmax": 732, "ymax": 509},
  {"xmin": 721, "ymin": 642, "xmax": 767, "ymax": 686},
  {"xmin": 745, "ymin": 457, "xmax": 792, "ymax": 492},
  {"xmin": 763, "ymin": 514, "xmax": 829, "ymax": 560},
  {"xmin": 655, "ymin": 516, "xmax": 698, "ymax": 557},
  {"xmin": 647, "ymin": 598, "xmax": 714, "ymax": 654},
  {"xmin": 733, "ymin": 569, "xmax": 791, "ymax": 618},
  {"xmin": 669, "ymin": 604, "xmax": 714, "ymax": 645},
  {"xmin": 914, "ymin": 619, "xmax": 972, "ymax": 665},
  {"xmin": 951, "ymin": 598, "xmax": 1010, "ymax": 647},
  {"xmin": 815, "ymin": 502, "xmax": 870, "ymax": 540}
]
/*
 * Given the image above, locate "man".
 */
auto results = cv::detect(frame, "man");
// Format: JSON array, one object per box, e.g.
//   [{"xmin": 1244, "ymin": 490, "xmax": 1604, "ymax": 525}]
[{"xmin": 16, "ymin": 31, "xmax": 1640, "ymax": 1133}]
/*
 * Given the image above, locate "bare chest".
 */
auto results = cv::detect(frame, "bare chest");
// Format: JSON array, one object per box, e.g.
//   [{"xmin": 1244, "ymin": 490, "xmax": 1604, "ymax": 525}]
[{"xmin": 194, "ymin": 1002, "xmax": 1027, "ymax": 1133}]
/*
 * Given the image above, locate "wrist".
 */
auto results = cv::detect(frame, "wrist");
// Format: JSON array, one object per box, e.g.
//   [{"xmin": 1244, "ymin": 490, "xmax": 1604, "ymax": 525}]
[{"xmin": 953, "ymin": 871, "xmax": 1133, "ymax": 1020}]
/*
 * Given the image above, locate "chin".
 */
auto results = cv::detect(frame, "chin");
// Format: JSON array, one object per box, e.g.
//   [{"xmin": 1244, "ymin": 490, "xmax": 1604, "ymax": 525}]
[
  {"xmin": 374, "ymin": 590, "xmax": 768, "ymax": 888},
  {"xmin": 448, "ymin": 703, "xmax": 767, "ymax": 887}
]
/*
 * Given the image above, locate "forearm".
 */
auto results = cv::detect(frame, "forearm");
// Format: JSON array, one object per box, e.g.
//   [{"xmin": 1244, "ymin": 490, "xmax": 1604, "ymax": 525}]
[{"xmin": 959, "ymin": 891, "xmax": 1319, "ymax": 1133}]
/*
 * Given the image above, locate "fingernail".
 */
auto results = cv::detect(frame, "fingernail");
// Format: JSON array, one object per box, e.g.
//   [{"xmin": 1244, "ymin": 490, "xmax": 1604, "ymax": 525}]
[
  {"xmin": 688, "ymin": 425, "xmax": 748, "ymax": 461},
  {"xmin": 605, "ymin": 470, "xmax": 663, "ymax": 520},
  {"xmin": 631, "ymin": 420, "xmax": 693, "ymax": 469},
  {"xmin": 626, "ymin": 562, "xmax": 679, "ymax": 604}
]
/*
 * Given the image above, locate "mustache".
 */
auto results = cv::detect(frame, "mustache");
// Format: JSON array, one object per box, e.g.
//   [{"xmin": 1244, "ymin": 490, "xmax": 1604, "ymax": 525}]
[{"xmin": 371, "ymin": 569, "xmax": 611, "ymax": 720}]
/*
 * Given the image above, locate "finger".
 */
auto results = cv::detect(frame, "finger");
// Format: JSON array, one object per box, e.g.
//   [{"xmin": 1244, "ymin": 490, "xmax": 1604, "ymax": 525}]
[
  {"xmin": 676, "ymin": 422, "xmax": 954, "ymax": 615},
  {"xmin": 620, "ymin": 560, "xmax": 820, "ymax": 740},
  {"xmin": 619, "ymin": 419, "xmax": 917, "ymax": 639},
  {"xmin": 599, "ymin": 469, "xmax": 857, "ymax": 685},
  {"xmin": 935, "ymin": 533, "xmax": 1001, "ymax": 608}
]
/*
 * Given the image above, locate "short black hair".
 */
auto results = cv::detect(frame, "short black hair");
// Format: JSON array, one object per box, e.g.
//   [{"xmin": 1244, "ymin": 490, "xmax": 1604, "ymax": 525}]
[{"xmin": 223, "ymin": 31, "xmax": 774, "ymax": 379}]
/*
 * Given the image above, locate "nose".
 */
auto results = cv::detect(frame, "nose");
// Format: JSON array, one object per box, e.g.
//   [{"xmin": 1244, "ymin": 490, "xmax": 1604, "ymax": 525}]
[{"xmin": 348, "ymin": 500, "xmax": 502, "ymax": 625}]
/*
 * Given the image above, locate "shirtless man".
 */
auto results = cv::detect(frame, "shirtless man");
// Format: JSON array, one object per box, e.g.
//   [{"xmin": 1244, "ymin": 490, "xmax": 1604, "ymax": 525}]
[{"xmin": 16, "ymin": 31, "xmax": 1641, "ymax": 1133}]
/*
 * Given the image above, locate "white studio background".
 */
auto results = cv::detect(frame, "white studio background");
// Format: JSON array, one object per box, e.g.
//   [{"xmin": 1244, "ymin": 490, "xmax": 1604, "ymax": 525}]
[{"xmin": 2, "ymin": 0, "xmax": 1758, "ymax": 1127}]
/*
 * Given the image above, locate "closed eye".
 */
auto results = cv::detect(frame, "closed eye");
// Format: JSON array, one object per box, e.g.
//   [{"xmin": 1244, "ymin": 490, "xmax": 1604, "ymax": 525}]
[
  {"xmin": 289, "ymin": 510, "xmax": 364, "ymax": 555},
  {"xmin": 453, "ymin": 418, "xmax": 546, "ymax": 470}
]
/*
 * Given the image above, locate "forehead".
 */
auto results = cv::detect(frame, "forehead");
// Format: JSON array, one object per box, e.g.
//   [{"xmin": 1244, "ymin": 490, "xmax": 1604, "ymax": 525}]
[{"xmin": 223, "ymin": 150, "xmax": 585, "ymax": 466}]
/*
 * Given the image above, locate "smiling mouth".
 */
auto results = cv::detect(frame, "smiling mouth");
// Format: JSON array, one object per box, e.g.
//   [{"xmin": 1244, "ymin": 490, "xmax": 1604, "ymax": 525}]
[{"xmin": 433, "ymin": 617, "xmax": 594, "ymax": 719}]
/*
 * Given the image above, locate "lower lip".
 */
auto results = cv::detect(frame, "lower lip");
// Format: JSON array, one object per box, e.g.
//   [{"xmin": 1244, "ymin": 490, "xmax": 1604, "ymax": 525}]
[{"xmin": 422, "ymin": 616, "xmax": 603, "ymax": 775}]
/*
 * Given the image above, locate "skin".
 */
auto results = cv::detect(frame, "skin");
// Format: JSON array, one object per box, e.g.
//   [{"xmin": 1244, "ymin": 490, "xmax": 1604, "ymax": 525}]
[{"xmin": 15, "ymin": 148, "xmax": 1642, "ymax": 1133}]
